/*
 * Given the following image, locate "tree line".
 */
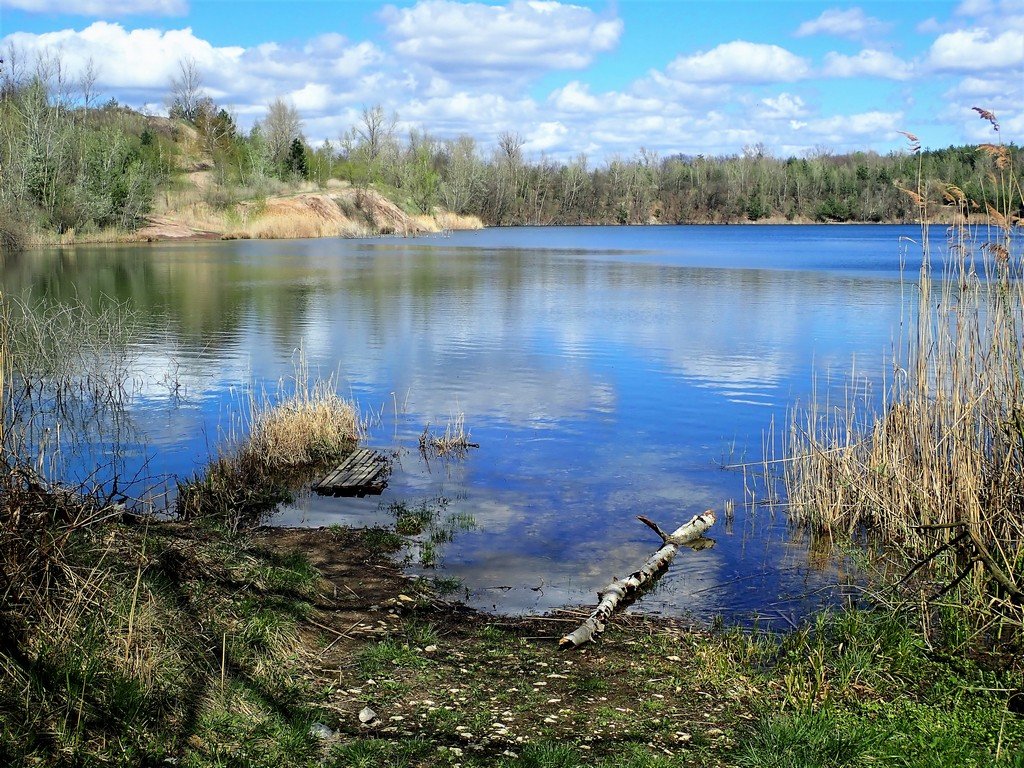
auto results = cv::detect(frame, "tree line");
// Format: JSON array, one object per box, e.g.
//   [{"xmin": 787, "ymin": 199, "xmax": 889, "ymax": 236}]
[{"xmin": 1, "ymin": 50, "xmax": 1020, "ymax": 251}]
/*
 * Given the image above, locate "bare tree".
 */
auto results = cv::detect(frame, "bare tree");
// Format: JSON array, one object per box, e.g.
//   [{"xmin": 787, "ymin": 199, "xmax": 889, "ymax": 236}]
[
  {"xmin": 263, "ymin": 97, "xmax": 303, "ymax": 170},
  {"xmin": 355, "ymin": 104, "xmax": 395, "ymax": 161},
  {"xmin": 168, "ymin": 57, "xmax": 203, "ymax": 121},
  {"xmin": 440, "ymin": 135, "xmax": 483, "ymax": 214},
  {"xmin": 79, "ymin": 57, "xmax": 100, "ymax": 112},
  {"xmin": 498, "ymin": 131, "xmax": 524, "ymax": 165},
  {"xmin": 1, "ymin": 43, "xmax": 27, "ymax": 96}
]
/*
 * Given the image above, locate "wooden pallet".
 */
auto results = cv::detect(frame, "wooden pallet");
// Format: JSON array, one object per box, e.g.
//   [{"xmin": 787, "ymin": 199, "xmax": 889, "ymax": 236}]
[{"xmin": 313, "ymin": 448, "xmax": 389, "ymax": 497}]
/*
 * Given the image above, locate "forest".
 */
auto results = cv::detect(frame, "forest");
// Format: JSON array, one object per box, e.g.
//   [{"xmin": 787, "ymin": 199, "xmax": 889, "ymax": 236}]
[{"xmin": 1, "ymin": 53, "xmax": 1021, "ymax": 249}]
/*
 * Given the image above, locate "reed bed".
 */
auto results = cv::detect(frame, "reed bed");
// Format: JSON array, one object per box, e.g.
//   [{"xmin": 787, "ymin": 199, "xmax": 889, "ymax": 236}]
[
  {"xmin": 783, "ymin": 115, "xmax": 1023, "ymax": 621},
  {"xmin": 177, "ymin": 356, "xmax": 361, "ymax": 530}
]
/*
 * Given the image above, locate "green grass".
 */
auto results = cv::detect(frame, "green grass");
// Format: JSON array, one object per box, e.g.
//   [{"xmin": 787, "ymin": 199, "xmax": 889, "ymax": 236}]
[
  {"xmin": 357, "ymin": 639, "xmax": 428, "ymax": 677},
  {"xmin": 327, "ymin": 737, "xmax": 438, "ymax": 767},
  {"xmin": 361, "ymin": 525, "xmax": 405, "ymax": 551},
  {"xmin": 433, "ymin": 575, "xmax": 464, "ymax": 596},
  {"xmin": 0, "ymin": 516, "xmax": 332, "ymax": 768}
]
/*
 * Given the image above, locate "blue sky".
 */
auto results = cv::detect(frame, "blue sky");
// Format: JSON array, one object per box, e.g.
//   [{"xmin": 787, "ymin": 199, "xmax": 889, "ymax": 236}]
[{"xmin": 1, "ymin": 0, "xmax": 1021, "ymax": 160}]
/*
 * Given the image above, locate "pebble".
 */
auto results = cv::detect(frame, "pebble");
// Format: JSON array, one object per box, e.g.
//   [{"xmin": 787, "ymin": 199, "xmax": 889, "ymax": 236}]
[
  {"xmin": 310, "ymin": 723, "xmax": 335, "ymax": 739},
  {"xmin": 358, "ymin": 707, "xmax": 377, "ymax": 724}
]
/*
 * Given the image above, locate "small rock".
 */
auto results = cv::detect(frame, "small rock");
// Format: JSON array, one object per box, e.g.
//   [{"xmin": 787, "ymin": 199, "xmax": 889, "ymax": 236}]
[
  {"xmin": 310, "ymin": 722, "xmax": 335, "ymax": 740},
  {"xmin": 358, "ymin": 706, "xmax": 377, "ymax": 724},
  {"xmin": 666, "ymin": 655, "xmax": 682, "ymax": 662},
  {"xmin": 424, "ymin": 644, "xmax": 439, "ymax": 653}
]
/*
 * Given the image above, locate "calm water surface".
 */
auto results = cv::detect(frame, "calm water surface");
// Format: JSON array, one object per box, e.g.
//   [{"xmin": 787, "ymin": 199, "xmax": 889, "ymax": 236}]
[{"xmin": 3, "ymin": 225, "xmax": 927, "ymax": 623}]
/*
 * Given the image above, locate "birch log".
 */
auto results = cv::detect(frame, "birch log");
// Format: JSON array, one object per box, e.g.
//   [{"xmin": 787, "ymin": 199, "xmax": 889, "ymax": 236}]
[{"xmin": 559, "ymin": 510, "xmax": 716, "ymax": 647}]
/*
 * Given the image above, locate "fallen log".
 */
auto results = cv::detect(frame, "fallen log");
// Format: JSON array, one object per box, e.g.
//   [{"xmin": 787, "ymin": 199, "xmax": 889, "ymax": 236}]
[{"xmin": 559, "ymin": 510, "xmax": 716, "ymax": 647}]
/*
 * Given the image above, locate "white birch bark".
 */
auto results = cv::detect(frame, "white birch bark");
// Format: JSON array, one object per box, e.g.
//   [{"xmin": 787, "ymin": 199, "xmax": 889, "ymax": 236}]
[{"xmin": 559, "ymin": 511, "xmax": 716, "ymax": 647}]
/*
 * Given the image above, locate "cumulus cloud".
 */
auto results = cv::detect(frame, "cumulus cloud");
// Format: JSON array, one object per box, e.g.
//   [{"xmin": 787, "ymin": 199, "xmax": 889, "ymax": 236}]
[
  {"xmin": 524, "ymin": 121, "xmax": 569, "ymax": 153},
  {"xmin": 823, "ymin": 49, "xmax": 914, "ymax": 80},
  {"xmin": 380, "ymin": 0, "xmax": 622, "ymax": 81},
  {"xmin": 2, "ymin": 23, "xmax": 242, "ymax": 91},
  {"xmin": 756, "ymin": 93, "xmax": 807, "ymax": 120},
  {"xmin": 664, "ymin": 41, "xmax": 810, "ymax": 84},
  {"xmin": 0, "ymin": 7, "xmax": 964, "ymax": 162},
  {"xmin": 1, "ymin": 0, "xmax": 187, "ymax": 15},
  {"xmin": 928, "ymin": 28, "xmax": 1024, "ymax": 72},
  {"xmin": 798, "ymin": 111, "xmax": 903, "ymax": 142},
  {"xmin": 0, "ymin": 22, "xmax": 385, "ymax": 117},
  {"xmin": 548, "ymin": 80, "xmax": 668, "ymax": 116},
  {"xmin": 794, "ymin": 7, "xmax": 891, "ymax": 41}
]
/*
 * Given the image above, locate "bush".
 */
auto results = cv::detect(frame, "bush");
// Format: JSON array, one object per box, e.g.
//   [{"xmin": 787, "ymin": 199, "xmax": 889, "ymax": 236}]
[{"xmin": 0, "ymin": 207, "xmax": 29, "ymax": 253}]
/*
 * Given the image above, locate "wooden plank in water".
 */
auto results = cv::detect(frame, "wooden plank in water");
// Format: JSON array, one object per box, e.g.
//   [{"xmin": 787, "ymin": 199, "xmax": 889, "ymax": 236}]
[{"xmin": 314, "ymin": 448, "xmax": 389, "ymax": 496}]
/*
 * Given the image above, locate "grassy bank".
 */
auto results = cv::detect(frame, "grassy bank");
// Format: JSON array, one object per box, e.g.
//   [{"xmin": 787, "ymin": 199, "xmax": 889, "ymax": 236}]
[{"xmin": 2, "ymin": 501, "xmax": 1022, "ymax": 767}]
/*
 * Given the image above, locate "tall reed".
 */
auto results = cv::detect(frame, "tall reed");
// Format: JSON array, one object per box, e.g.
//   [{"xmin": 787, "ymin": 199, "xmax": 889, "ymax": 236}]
[{"xmin": 783, "ymin": 110, "xmax": 1023, "ymax": 620}]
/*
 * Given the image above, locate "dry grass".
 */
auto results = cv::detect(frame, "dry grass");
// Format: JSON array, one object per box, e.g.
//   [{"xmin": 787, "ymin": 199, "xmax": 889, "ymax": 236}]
[
  {"xmin": 245, "ymin": 372, "xmax": 360, "ymax": 469},
  {"xmin": 177, "ymin": 354, "xmax": 360, "ymax": 530},
  {"xmin": 782, "ymin": 111, "xmax": 1024, "ymax": 622},
  {"xmin": 432, "ymin": 210, "xmax": 485, "ymax": 231},
  {"xmin": 418, "ymin": 412, "xmax": 479, "ymax": 459}
]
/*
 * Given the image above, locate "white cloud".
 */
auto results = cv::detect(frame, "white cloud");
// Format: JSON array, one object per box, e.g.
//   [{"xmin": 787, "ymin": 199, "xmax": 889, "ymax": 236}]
[
  {"xmin": 0, "ymin": 11, "xmax": 955, "ymax": 162},
  {"xmin": 329, "ymin": 41, "xmax": 385, "ymax": 79},
  {"xmin": 550, "ymin": 80, "xmax": 601, "ymax": 112},
  {"xmin": 1, "ymin": 0, "xmax": 187, "ymax": 15},
  {"xmin": 794, "ymin": 7, "xmax": 891, "ymax": 41},
  {"xmin": 401, "ymin": 91, "xmax": 538, "ymax": 135},
  {"xmin": 757, "ymin": 93, "xmax": 807, "ymax": 120},
  {"xmin": 665, "ymin": 41, "xmax": 810, "ymax": 84},
  {"xmin": 0, "ymin": 22, "xmax": 386, "ymax": 121},
  {"xmin": 823, "ymin": 49, "xmax": 914, "ymax": 80},
  {"xmin": 801, "ymin": 110, "xmax": 903, "ymax": 142},
  {"xmin": 380, "ymin": 0, "xmax": 622, "ymax": 80},
  {"xmin": 928, "ymin": 28, "xmax": 1024, "ymax": 72},
  {"xmin": 289, "ymin": 82, "xmax": 333, "ymax": 113},
  {"xmin": 548, "ymin": 80, "xmax": 667, "ymax": 115},
  {"xmin": 524, "ymin": 121, "xmax": 569, "ymax": 153},
  {"xmin": 2, "ymin": 23, "xmax": 242, "ymax": 90}
]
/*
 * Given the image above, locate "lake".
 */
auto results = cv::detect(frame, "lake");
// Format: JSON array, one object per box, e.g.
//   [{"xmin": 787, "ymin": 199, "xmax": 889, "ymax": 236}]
[{"xmin": 2, "ymin": 225, "xmax": 929, "ymax": 624}]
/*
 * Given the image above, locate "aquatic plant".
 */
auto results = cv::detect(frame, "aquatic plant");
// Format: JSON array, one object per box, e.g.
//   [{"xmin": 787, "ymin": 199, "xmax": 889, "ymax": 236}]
[
  {"xmin": 418, "ymin": 411, "xmax": 479, "ymax": 459},
  {"xmin": 177, "ymin": 353, "xmax": 360, "ymax": 530},
  {"xmin": 782, "ymin": 108, "xmax": 1024, "ymax": 629}
]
